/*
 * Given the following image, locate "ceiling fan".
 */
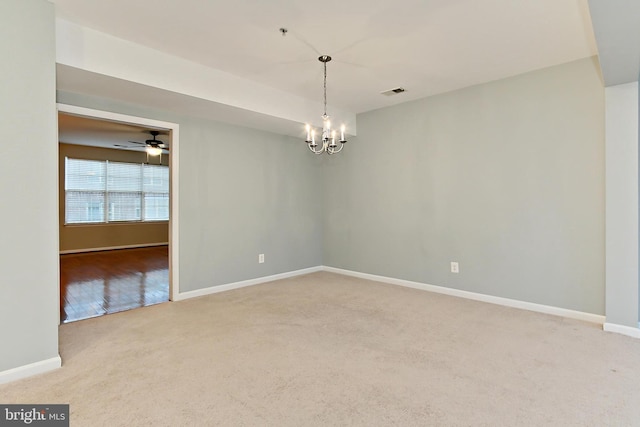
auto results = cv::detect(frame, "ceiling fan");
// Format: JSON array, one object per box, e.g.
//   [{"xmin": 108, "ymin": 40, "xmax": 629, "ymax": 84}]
[{"xmin": 115, "ymin": 130, "xmax": 169, "ymax": 156}]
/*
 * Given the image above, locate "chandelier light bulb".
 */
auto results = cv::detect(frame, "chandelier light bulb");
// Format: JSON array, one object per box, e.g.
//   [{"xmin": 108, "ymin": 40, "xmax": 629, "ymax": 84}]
[
  {"xmin": 322, "ymin": 119, "xmax": 331, "ymax": 142},
  {"xmin": 330, "ymin": 130, "xmax": 337, "ymax": 147}
]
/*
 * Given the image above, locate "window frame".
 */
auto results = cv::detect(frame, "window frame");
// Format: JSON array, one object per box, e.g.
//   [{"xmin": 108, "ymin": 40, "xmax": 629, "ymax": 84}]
[{"xmin": 64, "ymin": 157, "xmax": 169, "ymax": 225}]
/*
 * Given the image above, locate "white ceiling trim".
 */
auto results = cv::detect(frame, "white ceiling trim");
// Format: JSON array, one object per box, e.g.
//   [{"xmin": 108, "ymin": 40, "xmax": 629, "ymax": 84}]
[
  {"xmin": 55, "ymin": 19, "xmax": 357, "ymax": 135},
  {"xmin": 58, "ymin": 103, "xmax": 178, "ymax": 131}
]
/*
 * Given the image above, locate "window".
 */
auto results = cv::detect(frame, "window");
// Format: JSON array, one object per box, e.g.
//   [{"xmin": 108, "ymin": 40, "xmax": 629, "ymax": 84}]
[{"xmin": 65, "ymin": 158, "xmax": 169, "ymax": 224}]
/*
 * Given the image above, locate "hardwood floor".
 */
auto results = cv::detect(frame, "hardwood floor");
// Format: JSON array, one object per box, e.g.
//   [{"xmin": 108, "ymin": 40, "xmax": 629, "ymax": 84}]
[{"xmin": 60, "ymin": 246, "xmax": 169, "ymax": 323}]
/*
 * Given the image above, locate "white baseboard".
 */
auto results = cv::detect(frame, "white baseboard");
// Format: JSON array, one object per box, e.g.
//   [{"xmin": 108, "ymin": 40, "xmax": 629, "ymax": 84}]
[
  {"xmin": 174, "ymin": 266, "xmax": 323, "ymax": 301},
  {"xmin": 323, "ymin": 266, "xmax": 606, "ymax": 325},
  {"xmin": 603, "ymin": 322, "xmax": 640, "ymax": 339},
  {"xmin": 60, "ymin": 242, "xmax": 169, "ymax": 255},
  {"xmin": 0, "ymin": 356, "xmax": 61, "ymax": 385}
]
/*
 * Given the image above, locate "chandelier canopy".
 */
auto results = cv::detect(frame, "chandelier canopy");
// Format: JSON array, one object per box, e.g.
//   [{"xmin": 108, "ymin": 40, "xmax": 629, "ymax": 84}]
[{"xmin": 305, "ymin": 55, "xmax": 347, "ymax": 155}]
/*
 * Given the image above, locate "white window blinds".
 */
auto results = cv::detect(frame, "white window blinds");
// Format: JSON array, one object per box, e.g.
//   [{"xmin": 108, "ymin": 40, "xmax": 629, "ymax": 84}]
[
  {"xmin": 143, "ymin": 165, "xmax": 170, "ymax": 221},
  {"xmin": 65, "ymin": 158, "xmax": 169, "ymax": 224}
]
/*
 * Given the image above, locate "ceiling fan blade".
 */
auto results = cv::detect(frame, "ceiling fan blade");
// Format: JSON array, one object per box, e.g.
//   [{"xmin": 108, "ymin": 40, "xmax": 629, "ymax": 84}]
[
  {"xmin": 114, "ymin": 144, "xmax": 144, "ymax": 150},
  {"xmin": 127, "ymin": 141, "xmax": 146, "ymax": 145}
]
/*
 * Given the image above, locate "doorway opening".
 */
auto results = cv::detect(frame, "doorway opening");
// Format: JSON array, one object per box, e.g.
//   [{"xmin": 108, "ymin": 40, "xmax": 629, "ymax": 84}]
[{"xmin": 57, "ymin": 104, "xmax": 180, "ymax": 323}]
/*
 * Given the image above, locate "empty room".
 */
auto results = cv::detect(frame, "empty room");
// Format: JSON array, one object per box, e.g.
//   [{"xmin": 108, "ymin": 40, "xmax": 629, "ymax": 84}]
[{"xmin": 1, "ymin": 0, "xmax": 640, "ymax": 425}]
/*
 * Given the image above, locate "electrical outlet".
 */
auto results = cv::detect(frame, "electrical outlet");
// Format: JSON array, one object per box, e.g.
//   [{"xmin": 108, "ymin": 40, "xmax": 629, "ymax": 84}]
[
  {"xmin": 450, "ymin": 262, "xmax": 459, "ymax": 273},
  {"xmin": 259, "ymin": 254, "xmax": 265, "ymax": 264}
]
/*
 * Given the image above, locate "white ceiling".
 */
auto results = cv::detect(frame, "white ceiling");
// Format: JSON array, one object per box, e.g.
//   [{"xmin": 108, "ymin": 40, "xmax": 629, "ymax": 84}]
[
  {"xmin": 58, "ymin": 113, "xmax": 170, "ymax": 152},
  {"xmin": 52, "ymin": 0, "xmax": 598, "ymax": 114}
]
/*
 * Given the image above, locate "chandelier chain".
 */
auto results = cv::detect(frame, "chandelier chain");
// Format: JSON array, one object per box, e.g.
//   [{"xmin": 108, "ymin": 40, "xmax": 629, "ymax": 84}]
[{"xmin": 323, "ymin": 60, "xmax": 328, "ymax": 117}]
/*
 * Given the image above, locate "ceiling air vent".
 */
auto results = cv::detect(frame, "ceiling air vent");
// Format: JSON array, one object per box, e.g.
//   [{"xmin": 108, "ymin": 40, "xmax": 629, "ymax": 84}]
[{"xmin": 381, "ymin": 87, "xmax": 406, "ymax": 96}]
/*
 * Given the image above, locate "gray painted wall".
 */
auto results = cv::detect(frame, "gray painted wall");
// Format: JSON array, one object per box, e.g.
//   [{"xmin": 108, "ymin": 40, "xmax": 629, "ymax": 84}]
[
  {"xmin": 0, "ymin": 0, "xmax": 59, "ymax": 371},
  {"xmin": 604, "ymin": 82, "xmax": 639, "ymax": 327},
  {"xmin": 57, "ymin": 92, "xmax": 324, "ymax": 293},
  {"xmin": 323, "ymin": 57, "xmax": 605, "ymax": 315}
]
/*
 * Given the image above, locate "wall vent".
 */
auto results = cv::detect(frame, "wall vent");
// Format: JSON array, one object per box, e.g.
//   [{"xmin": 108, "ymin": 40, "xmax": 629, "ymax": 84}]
[{"xmin": 381, "ymin": 87, "xmax": 406, "ymax": 96}]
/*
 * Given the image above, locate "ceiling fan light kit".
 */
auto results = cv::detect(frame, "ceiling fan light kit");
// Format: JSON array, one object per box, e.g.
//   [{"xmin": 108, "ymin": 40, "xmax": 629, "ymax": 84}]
[
  {"xmin": 146, "ymin": 146, "xmax": 163, "ymax": 156},
  {"xmin": 305, "ymin": 55, "xmax": 347, "ymax": 155},
  {"xmin": 141, "ymin": 131, "xmax": 166, "ymax": 163},
  {"xmin": 120, "ymin": 130, "xmax": 168, "ymax": 157}
]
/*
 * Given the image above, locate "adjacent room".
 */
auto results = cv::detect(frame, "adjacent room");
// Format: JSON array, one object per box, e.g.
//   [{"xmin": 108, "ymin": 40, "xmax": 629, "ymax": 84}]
[
  {"xmin": 1, "ymin": 0, "xmax": 640, "ymax": 425},
  {"xmin": 57, "ymin": 113, "xmax": 170, "ymax": 322}
]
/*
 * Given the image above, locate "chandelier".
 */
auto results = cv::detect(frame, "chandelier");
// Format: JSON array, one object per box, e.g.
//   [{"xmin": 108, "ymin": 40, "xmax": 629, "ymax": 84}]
[{"xmin": 305, "ymin": 55, "xmax": 347, "ymax": 154}]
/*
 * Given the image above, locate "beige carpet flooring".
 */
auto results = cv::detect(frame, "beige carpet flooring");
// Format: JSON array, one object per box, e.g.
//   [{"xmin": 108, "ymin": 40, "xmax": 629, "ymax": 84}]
[{"xmin": 1, "ymin": 272, "xmax": 640, "ymax": 426}]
